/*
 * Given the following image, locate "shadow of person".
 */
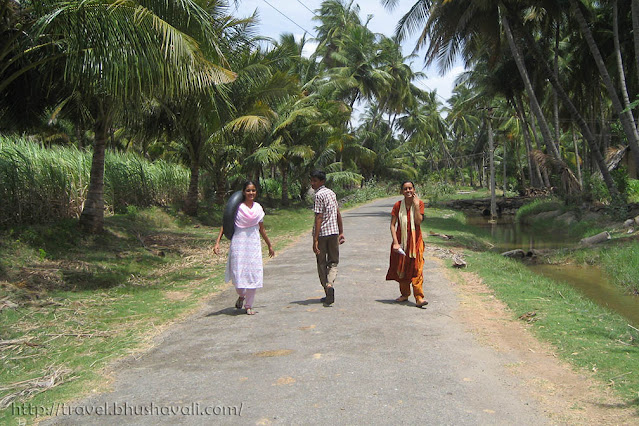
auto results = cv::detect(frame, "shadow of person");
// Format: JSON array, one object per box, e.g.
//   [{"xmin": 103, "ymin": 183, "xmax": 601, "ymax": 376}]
[
  {"xmin": 290, "ymin": 299, "xmax": 323, "ymax": 306},
  {"xmin": 204, "ymin": 307, "xmax": 244, "ymax": 316},
  {"xmin": 376, "ymin": 299, "xmax": 428, "ymax": 309},
  {"xmin": 375, "ymin": 299, "xmax": 402, "ymax": 305}
]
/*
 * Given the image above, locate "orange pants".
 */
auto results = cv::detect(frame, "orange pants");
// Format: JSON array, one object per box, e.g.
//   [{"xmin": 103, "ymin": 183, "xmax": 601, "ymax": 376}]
[
  {"xmin": 387, "ymin": 241, "xmax": 425, "ymax": 299},
  {"xmin": 398, "ymin": 273, "xmax": 424, "ymax": 299}
]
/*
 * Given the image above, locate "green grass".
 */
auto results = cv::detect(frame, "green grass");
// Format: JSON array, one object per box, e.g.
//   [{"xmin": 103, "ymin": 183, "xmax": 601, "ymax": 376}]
[
  {"xmin": 599, "ymin": 241, "xmax": 639, "ymax": 294},
  {"xmin": 506, "ymin": 194, "xmax": 639, "ymax": 295},
  {"xmin": 423, "ymin": 208, "xmax": 495, "ymax": 251},
  {"xmin": 467, "ymin": 251, "xmax": 639, "ymax": 398},
  {"xmin": 514, "ymin": 197, "xmax": 564, "ymax": 223},
  {"xmin": 337, "ymin": 181, "xmax": 394, "ymax": 207},
  {"xmin": 627, "ymin": 179, "xmax": 639, "ymax": 203},
  {"xmin": 441, "ymin": 186, "xmax": 491, "ymax": 200},
  {"xmin": 423, "ymin": 205, "xmax": 639, "ymax": 406},
  {"xmin": 554, "ymin": 236, "xmax": 639, "ymax": 295}
]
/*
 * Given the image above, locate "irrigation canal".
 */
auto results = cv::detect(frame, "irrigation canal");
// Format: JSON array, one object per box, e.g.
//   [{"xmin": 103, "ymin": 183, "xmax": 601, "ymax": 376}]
[{"xmin": 464, "ymin": 214, "xmax": 639, "ymax": 328}]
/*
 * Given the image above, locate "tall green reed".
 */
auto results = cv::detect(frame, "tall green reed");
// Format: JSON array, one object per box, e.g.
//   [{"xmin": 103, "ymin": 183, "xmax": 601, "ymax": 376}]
[{"xmin": 0, "ymin": 136, "xmax": 189, "ymax": 227}]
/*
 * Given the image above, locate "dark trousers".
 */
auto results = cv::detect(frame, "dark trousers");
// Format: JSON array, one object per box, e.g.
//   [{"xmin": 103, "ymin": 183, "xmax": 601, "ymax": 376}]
[{"xmin": 316, "ymin": 235, "xmax": 339, "ymax": 291}]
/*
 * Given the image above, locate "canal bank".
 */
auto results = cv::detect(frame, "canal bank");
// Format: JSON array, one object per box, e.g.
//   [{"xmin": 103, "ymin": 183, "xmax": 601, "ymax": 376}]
[
  {"xmin": 463, "ymin": 212, "xmax": 639, "ymax": 328},
  {"xmin": 423, "ymin": 203, "xmax": 639, "ymax": 404}
]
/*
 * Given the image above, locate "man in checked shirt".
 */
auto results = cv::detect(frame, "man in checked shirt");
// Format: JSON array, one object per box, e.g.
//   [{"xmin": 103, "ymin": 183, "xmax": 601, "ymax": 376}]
[{"xmin": 310, "ymin": 170, "xmax": 345, "ymax": 306}]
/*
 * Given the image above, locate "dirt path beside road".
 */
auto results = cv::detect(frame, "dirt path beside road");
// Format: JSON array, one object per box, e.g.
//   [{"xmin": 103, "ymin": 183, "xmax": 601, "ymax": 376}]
[{"xmin": 433, "ymin": 247, "xmax": 636, "ymax": 424}]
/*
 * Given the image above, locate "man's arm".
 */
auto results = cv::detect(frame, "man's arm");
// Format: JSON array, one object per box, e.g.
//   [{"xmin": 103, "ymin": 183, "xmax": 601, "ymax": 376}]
[
  {"xmin": 337, "ymin": 209, "xmax": 345, "ymax": 244},
  {"xmin": 313, "ymin": 213, "xmax": 323, "ymax": 254}
]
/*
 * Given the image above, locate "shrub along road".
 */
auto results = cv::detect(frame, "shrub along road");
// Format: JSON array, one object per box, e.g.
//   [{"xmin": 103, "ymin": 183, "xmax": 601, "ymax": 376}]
[{"xmin": 43, "ymin": 197, "xmax": 633, "ymax": 424}]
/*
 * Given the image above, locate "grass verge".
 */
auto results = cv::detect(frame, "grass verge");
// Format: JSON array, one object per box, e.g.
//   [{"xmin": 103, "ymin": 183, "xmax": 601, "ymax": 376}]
[
  {"xmin": 0, "ymin": 203, "xmax": 313, "ymax": 425},
  {"xmin": 424, "ymin": 205, "xmax": 639, "ymax": 407}
]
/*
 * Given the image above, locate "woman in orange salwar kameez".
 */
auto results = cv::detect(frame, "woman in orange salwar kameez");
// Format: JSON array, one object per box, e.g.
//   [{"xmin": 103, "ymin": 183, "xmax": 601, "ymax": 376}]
[{"xmin": 385, "ymin": 181, "xmax": 428, "ymax": 308}]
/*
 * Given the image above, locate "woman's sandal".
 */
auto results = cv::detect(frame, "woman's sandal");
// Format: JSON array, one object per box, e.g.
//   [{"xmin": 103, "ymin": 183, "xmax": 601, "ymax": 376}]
[
  {"xmin": 235, "ymin": 297, "xmax": 245, "ymax": 309},
  {"xmin": 246, "ymin": 307, "xmax": 255, "ymax": 315},
  {"xmin": 395, "ymin": 296, "xmax": 409, "ymax": 302}
]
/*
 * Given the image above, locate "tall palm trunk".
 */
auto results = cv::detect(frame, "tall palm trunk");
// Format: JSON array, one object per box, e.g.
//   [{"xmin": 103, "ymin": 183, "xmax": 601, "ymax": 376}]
[
  {"xmin": 487, "ymin": 116, "xmax": 496, "ymax": 219},
  {"xmin": 184, "ymin": 132, "xmax": 204, "ymax": 216},
  {"xmin": 572, "ymin": 126, "xmax": 583, "ymax": 188},
  {"xmin": 184, "ymin": 159, "xmax": 200, "ymax": 216},
  {"xmin": 632, "ymin": 0, "xmax": 639, "ymax": 97},
  {"xmin": 280, "ymin": 164, "xmax": 290, "ymax": 206},
  {"xmin": 513, "ymin": 134, "xmax": 525, "ymax": 188},
  {"xmin": 515, "ymin": 12, "xmax": 619, "ymax": 197},
  {"xmin": 613, "ymin": 0, "xmax": 636, "ymax": 130},
  {"xmin": 502, "ymin": 141, "xmax": 507, "ymax": 196},
  {"xmin": 553, "ymin": 22, "xmax": 561, "ymax": 155},
  {"xmin": 468, "ymin": 152, "xmax": 475, "ymax": 187},
  {"xmin": 514, "ymin": 93, "xmax": 542, "ymax": 187},
  {"xmin": 569, "ymin": 0, "xmax": 639, "ymax": 169},
  {"xmin": 215, "ymin": 173, "xmax": 227, "ymax": 205},
  {"xmin": 501, "ymin": 13, "xmax": 561, "ymax": 161},
  {"xmin": 79, "ymin": 103, "xmax": 112, "ymax": 233},
  {"xmin": 529, "ymin": 101, "xmax": 551, "ymax": 187}
]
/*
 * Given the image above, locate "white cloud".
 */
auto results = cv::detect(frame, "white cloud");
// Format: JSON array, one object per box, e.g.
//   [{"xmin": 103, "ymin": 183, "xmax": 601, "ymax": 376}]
[
  {"xmin": 418, "ymin": 65, "xmax": 466, "ymax": 105},
  {"xmin": 301, "ymin": 39, "xmax": 319, "ymax": 58}
]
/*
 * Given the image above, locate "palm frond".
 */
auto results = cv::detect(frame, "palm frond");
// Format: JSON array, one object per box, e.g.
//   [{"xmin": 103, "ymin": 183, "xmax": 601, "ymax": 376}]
[{"xmin": 325, "ymin": 170, "xmax": 363, "ymax": 187}]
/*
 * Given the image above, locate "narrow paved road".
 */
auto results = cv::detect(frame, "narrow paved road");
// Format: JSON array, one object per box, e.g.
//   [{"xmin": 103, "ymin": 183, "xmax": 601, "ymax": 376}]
[{"xmin": 46, "ymin": 197, "xmax": 550, "ymax": 425}]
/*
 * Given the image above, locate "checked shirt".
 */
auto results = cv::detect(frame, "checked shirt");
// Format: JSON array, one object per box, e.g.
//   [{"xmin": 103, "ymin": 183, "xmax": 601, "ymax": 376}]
[{"xmin": 313, "ymin": 185, "xmax": 339, "ymax": 237}]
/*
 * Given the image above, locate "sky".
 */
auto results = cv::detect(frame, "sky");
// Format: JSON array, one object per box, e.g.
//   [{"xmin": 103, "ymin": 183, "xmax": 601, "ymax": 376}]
[{"xmin": 232, "ymin": 0, "xmax": 464, "ymax": 109}]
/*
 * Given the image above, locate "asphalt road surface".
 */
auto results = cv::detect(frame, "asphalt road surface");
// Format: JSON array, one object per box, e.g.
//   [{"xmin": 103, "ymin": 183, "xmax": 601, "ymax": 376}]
[{"xmin": 44, "ymin": 197, "xmax": 550, "ymax": 425}]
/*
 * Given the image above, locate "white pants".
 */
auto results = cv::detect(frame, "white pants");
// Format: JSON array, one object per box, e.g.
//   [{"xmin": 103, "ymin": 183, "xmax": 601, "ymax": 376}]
[{"xmin": 236, "ymin": 288, "xmax": 256, "ymax": 308}]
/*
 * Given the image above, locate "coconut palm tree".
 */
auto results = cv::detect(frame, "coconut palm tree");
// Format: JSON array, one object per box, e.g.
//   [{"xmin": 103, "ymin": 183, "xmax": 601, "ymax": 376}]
[
  {"xmin": 568, "ymin": 0, "xmax": 639, "ymax": 172},
  {"xmin": 313, "ymin": 0, "xmax": 363, "ymax": 69},
  {"xmin": 208, "ymin": 33, "xmax": 309, "ymax": 205},
  {"xmin": 29, "ymin": 0, "xmax": 235, "ymax": 232},
  {"xmin": 375, "ymin": 35, "xmax": 424, "ymax": 128},
  {"xmin": 384, "ymin": 0, "xmax": 620, "ymax": 197},
  {"xmin": 385, "ymin": 1, "xmax": 564, "ymax": 164},
  {"xmin": 314, "ymin": 0, "xmax": 393, "ymax": 117},
  {"xmin": 143, "ymin": 7, "xmax": 267, "ymax": 216},
  {"xmin": 446, "ymin": 84, "xmax": 483, "ymax": 186},
  {"xmin": 247, "ymin": 95, "xmax": 320, "ymax": 205},
  {"xmin": 505, "ymin": 5, "xmax": 618, "ymax": 196}
]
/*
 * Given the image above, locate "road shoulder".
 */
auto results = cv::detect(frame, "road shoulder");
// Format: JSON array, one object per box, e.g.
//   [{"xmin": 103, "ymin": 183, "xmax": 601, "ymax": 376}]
[{"xmin": 427, "ymin": 246, "xmax": 637, "ymax": 424}]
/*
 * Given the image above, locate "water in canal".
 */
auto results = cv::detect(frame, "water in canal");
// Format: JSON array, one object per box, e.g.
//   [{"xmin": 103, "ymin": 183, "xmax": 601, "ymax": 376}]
[
  {"xmin": 464, "ymin": 214, "xmax": 578, "ymax": 252},
  {"xmin": 465, "ymin": 214, "xmax": 639, "ymax": 327}
]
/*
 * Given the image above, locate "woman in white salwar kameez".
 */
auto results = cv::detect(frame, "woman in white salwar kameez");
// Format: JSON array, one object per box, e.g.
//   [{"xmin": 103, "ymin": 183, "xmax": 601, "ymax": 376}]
[{"xmin": 214, "ymin": 181, "xmax": 275, "ymax": 315}]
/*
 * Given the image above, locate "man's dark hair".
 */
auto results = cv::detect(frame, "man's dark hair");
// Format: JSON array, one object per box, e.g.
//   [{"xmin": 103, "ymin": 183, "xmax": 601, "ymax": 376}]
[{"xmin": 310, "ymin": 170, "xmax": 326, "ymax": 181}]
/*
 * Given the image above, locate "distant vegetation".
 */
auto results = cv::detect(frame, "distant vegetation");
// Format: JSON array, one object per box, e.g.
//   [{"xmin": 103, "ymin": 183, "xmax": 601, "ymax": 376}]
[{"xmin": 4, "ymin": 1, "xmax": 639, "ymax": 234}]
